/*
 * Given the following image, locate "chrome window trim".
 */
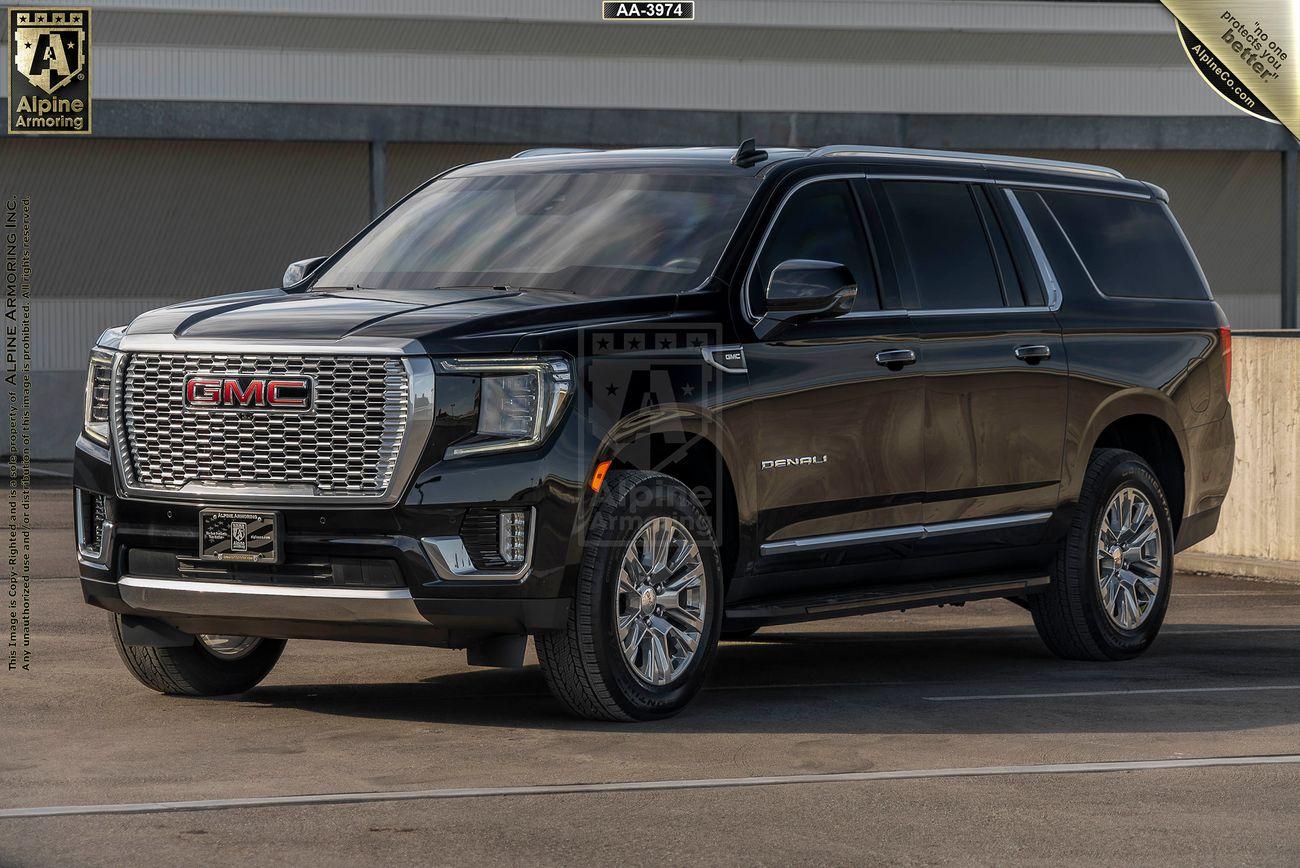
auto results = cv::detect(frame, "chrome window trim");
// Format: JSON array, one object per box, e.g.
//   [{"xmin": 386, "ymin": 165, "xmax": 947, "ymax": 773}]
[
  {"xmin": 1003, "ymin": 187, "xmax": 1065, "ymax": 310},
  {"xmin": 760, "ymin": 511, "xmax": 1053, "ymax": 556},
  {"xmin": 422, "ymin": 507, "xmax": 536, "ymax": 583},
  {"xmin": 740, "ymin": 172, "xmax": 869, "ymax": 325},
  {"xmin": 741, "ymin": 173, "xmax": 1094, "ymax": 326},
  {"xmin": 109, "ymin": 349, "xmax": 435, "ymax": 507}
]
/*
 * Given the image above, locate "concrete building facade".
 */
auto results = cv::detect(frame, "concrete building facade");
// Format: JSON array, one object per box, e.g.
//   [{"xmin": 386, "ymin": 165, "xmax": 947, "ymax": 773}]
[{"xmin": 1, "ymin": 0, "xmax": 1296, "ymax": 457}]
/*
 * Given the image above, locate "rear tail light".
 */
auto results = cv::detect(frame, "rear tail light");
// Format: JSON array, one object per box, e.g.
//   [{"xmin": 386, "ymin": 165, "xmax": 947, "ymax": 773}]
[{"xmin": 1219, "ymin": 326, "xmax": 1232, "ymax": 396}]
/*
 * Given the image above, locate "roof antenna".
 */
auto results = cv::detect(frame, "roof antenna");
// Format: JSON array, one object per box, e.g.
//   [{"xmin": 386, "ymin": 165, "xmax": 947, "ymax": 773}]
[{"xmin": 730, "ymin": 137, "xmax": 768, "ymax": 168}]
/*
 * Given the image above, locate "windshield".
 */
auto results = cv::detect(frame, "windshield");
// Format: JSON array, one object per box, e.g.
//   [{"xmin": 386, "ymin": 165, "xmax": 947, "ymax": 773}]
[{"xmin": 312, "ymin": 171, "xmax": 758, "ymax": 297}]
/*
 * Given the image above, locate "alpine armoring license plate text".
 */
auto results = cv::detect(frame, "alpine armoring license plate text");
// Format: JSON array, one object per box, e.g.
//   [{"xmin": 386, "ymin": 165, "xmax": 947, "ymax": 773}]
[{"xmin": 200, "ymin": 509, "xmax": 280, "ymax": 563}]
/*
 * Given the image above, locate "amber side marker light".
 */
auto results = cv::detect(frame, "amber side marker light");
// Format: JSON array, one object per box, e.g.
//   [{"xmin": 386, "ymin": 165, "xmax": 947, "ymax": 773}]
[
  {"xmin": 590, "ymin": 459, "xmax": 613, "ymax": 492},
  {"xmin": 1219, "ymin": 326, "xmax": 1232, "ymax": 397}
]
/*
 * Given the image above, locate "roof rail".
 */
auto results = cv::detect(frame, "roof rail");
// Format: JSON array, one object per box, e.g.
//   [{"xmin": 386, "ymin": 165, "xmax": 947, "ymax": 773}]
[
  {"xmin": 808, "ymin": 145, "xmax": 1125, "ymax": 180},
  {"xmin": 511, "ymin": 147, "xmax": 603, "ymax": 159}
]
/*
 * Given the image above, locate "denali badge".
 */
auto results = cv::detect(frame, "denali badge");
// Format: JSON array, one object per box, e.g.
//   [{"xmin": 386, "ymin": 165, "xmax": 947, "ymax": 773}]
[
  {"xmin": 183, "ymin": 375, "xmax": 313, "ymax": 411},
  {"xmin": 761, "ymin": 455, "xmax": 828, "ymax": 470}
]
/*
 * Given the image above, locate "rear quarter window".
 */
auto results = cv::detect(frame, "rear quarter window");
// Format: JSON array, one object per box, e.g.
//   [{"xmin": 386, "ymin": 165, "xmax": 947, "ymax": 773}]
[{"xmin": 1038, "ymin": 191, "xmax": 1210, "ymax": 301}]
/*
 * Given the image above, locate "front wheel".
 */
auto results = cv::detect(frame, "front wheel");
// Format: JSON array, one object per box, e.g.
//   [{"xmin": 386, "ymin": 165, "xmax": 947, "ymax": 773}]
[
  {"xmin": 536, "ymin": 471, "xmax": 724, "ymax": 721},
  {"xmin": 1030, "ymin": 448, "xmax": 1174, "ymax": 661},
  {"xmin": 110, "ymin": 614, "xmax": 286, "ymax": 696}
]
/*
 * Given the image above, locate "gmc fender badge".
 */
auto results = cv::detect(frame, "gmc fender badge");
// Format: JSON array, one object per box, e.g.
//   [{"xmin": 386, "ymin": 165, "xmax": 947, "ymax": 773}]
[
  {"xmin": 703, "ymin": 345, "xmax": 747, "ymax": 373},
  {"xmin": 183, "ymin": 375, "xmax": 313, "ymax": 411},
  {"xmin": 761, "ymin": 455, "xmax": 828, "ymax": 470}
]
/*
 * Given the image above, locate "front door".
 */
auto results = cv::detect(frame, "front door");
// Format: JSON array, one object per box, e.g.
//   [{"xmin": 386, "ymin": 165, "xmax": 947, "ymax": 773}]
[{"xmin": 737, "ymin": 176, "xmax": 925, "ymax": 597}]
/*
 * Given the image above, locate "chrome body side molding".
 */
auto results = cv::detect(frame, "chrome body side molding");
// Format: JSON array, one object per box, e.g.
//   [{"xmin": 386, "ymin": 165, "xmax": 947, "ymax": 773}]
[{"xmin": 760, "ymin": 512, "xmax": 1054, "ymax": 556}]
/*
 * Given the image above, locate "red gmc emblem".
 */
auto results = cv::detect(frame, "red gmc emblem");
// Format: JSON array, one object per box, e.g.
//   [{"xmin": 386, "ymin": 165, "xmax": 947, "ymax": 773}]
[{"xmin": 183, "ymin": 375, "xmax": 313, "ymax": 412}]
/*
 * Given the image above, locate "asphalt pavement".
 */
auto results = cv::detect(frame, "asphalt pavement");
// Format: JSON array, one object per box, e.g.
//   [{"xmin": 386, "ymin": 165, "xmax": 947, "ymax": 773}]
[{"xmin": 3, "ymin": 489, "xmax": 1299, "ymax": 866}]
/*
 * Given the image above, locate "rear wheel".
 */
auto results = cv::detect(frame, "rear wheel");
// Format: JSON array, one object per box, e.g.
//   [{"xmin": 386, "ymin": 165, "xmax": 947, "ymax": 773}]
[
  {"xmin": 536, "ymin": 471, "xmax": 724, "ymax": 721},
  {"xmin": 110, "ymin": 614, "xmax": 285, "ymax": 696},
  {"xmin": 1030, "ymin": 448, "xmax": 1174, "ymax": 661}
]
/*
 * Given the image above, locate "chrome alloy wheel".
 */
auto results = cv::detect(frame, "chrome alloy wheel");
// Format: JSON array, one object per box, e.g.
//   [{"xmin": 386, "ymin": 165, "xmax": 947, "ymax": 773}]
[
  {"xmin": 615, "ymin": 517, "xmax": 708, "ymax": 687},
  {"xmin": 1097, "ymin": 487, "xmax": 1163, "ymax": 630},
  {"xmin": 197, "ymin": 634, "xmax": 263, "ymax": 660}
]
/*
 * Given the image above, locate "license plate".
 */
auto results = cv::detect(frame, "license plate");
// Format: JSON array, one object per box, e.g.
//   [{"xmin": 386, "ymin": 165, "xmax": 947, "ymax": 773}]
[{"xmin": 199, "ymin": 509, "xmax": 281, "ymax": 564}]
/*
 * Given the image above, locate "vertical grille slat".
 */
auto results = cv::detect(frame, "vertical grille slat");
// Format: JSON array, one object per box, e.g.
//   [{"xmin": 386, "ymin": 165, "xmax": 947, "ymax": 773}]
[{"xmin": 119, "ymin": 353, "xmax": 409, "ymax": 497}]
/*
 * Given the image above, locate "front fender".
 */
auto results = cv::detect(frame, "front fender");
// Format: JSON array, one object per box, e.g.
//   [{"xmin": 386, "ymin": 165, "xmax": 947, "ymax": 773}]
[{"xmin": 557, "ymin": 399, "xmax": 755, "ymax": 598}]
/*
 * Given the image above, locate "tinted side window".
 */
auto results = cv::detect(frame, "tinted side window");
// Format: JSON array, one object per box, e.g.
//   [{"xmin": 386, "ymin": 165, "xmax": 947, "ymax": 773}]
[
  {"xmin": 973, "ymin": 186, "xmax": 1027, "ymax": 306},
  {"xmin": 1013, "ymin": 190, "xmax": 1097, "ymax": 304},
  {"xmin": 752, "ymin": 180, "xmax": 881, "ymax": 314},
  {"xmin": 880, "ymin": 181, "xmax": 1005, "ymax": 310},
  {"xmin": 989, "ymin": 188, "xmax": 1047, "ymax": 306},
  {"xmin": 1039, "ymin": 191, "xmax": 1209, "ymax": 300}
]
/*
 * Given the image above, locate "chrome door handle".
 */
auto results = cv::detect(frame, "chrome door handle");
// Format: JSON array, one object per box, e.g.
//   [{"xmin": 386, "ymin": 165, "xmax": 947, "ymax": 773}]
[
  {"xmin": 875, "ymin": 348, "xmax": 917, "ymax": 370},
  {"xmin": 1014, "ymin": 345, "xmax": 1052, "ymax": 364}
]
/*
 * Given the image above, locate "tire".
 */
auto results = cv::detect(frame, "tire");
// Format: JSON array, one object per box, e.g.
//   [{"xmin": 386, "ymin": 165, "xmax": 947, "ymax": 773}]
[
  {"xmin": 721, "ymin": 626, "xmax": 760, "ymax": 641},
  {"xmin": 1030, "ymin": 448, "xmax": 1175, "ymax": 661},
  {"xmin": 536, "ymin": 471, "xmax": 724, "ymax": 721},
  {"xmin": 110, "ymin": 614, "xmax": 286, "ymax": 696}
]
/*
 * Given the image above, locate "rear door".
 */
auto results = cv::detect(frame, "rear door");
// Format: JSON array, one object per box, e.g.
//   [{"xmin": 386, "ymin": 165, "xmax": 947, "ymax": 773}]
[{"xmin": 866, "ymin": 177, "xmax": 1067, "ymax": 559}]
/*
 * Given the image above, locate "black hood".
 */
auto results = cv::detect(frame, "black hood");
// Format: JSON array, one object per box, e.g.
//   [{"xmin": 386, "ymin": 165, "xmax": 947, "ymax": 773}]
[{"xmin": 125, "ymin": 287, "xmax": 684, "ymax": 354}]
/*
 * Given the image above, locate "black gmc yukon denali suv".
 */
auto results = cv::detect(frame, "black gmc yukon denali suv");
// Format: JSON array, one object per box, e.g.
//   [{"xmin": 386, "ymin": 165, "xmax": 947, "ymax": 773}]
[{"xmin": 74, "ymin": 143, "xmax": 1234, "ymax": 721}]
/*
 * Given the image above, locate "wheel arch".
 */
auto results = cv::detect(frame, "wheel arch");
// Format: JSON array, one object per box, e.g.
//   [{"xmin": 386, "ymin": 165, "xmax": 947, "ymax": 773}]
[
  {"xmin": 568, "ymin": 406, "xmax": 754, "ymax": 596},
  {"xmin": 1074, "ymin": 394, "xmax": 1188, "ymax": 534}
]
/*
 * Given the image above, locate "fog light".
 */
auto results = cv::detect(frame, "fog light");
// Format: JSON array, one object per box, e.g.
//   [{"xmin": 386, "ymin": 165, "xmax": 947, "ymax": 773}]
[
  {"xmin": 498, "ymin": 510, "xmax": 529, "ymax": 565},
  {"xmin": 75, "ymin": 489, "xmax": 108, "ymax": 559}
]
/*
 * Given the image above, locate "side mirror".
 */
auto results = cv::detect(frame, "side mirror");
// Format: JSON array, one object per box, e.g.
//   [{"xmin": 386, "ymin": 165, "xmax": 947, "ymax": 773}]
[
  {"xmin": 755, "ymin": 259, "xmax": 857, "ymax": 339},
  {"xmin": 282, "ymin": 256, "xmax": 328, "ymax": 288}
]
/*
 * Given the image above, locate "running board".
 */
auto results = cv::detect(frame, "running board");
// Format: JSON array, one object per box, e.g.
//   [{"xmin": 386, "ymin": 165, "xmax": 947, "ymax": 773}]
[{"xmin": 724, "ymin": 576, "xmax": 1050, "ymax": 627}]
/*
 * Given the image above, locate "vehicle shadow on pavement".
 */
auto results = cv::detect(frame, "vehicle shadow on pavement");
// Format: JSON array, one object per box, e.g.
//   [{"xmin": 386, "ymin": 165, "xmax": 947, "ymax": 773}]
[{"xmin": 235, "ymin": 623, "xmax": 1300, "ymax": 734}]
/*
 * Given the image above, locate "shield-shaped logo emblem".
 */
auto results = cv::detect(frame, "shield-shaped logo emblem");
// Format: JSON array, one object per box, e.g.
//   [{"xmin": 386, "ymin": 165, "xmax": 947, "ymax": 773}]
[{"xmin": 13, "ymin": 14, "xmax": 86, "ymax": 95}]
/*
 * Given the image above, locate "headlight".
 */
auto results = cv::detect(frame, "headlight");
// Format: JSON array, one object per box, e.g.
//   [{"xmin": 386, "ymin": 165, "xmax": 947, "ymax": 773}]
[
  {"xmin": 83, "ymin": 347, "xmax": 115, "ymax": 446},
  {"xmin": 439, "ymin": 357, "xmax": 573, "ymax": 458}
]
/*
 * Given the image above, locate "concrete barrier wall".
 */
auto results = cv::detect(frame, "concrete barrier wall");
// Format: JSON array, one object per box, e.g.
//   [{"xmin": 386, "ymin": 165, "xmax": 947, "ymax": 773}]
[{"xmin": 1182, "ymin": 334, "xmax": 1300, "ymax": 580}]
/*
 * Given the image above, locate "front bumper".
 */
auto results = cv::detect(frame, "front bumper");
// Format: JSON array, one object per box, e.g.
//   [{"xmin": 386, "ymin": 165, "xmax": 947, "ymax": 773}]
[
  {"xmin": 74, "ymin": 400, "xmax": 591, "ymax": 646},
  {"xmin": 80, "ymin": 573, "xmax": 569, "ymax": 646}
]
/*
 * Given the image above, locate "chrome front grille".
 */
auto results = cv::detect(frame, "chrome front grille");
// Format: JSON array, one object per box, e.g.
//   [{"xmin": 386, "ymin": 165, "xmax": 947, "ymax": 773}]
[{"xmin": 118, "ymin": 353, "xmax": 410, "ymax": 497}]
